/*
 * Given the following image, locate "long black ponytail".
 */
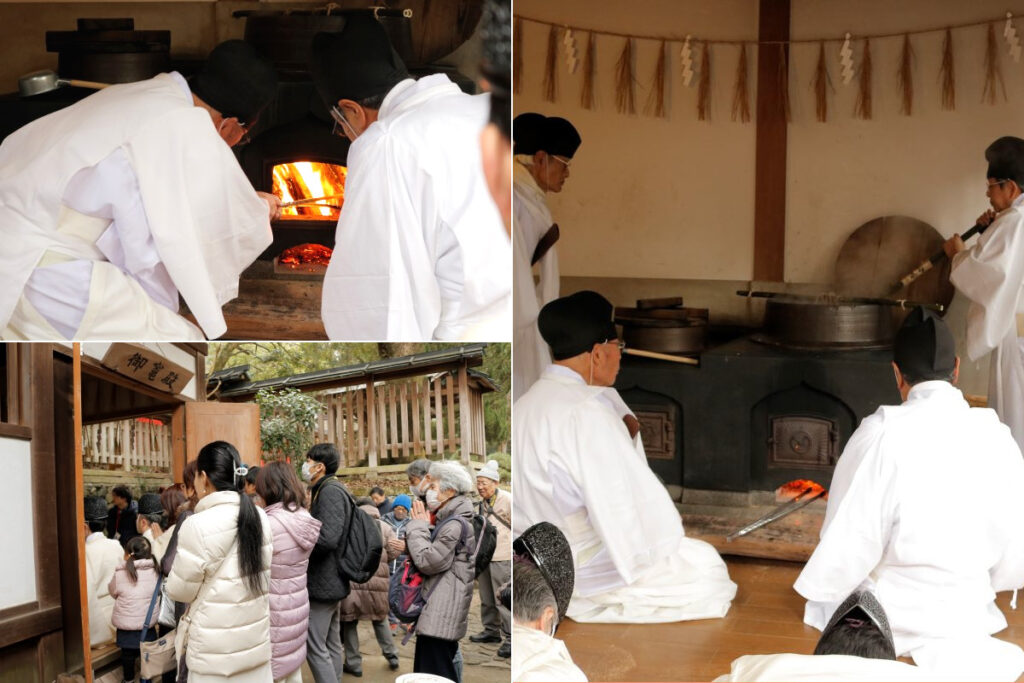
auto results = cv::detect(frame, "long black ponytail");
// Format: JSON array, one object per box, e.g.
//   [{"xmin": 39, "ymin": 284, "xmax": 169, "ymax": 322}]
[{"xmin": 196, "ymin": 441, "xmax": 265, "ymax": 597}]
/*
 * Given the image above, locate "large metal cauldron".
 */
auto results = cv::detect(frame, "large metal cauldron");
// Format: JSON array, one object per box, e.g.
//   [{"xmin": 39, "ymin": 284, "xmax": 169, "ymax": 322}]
[
  {"xmin": 615, "ymin": 298, "xmax": 707, "ymax": 355},
  {"xmin": 757, "ymin": 298, "xmax": 895, "ymax": 350}
]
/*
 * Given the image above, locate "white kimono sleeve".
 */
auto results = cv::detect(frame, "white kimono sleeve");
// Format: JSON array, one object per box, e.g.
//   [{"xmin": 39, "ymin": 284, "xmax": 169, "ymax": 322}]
[
  {"xmin": 569, "ymin": 401, "xmax": 685, "ymax": 586},
  {"xmin": 950, "ymin": 211, "xmax": 1024, "ymax": 361},
  {"xmin": 795, "ymin": 417, "xmax": 897, "ymax": 603},
  {"xmin": 321, "ymin": 134, "xmax": 440, "ymax": 340}
]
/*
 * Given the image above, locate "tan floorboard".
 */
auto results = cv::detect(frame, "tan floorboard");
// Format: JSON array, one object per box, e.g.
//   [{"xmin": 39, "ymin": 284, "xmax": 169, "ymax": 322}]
[{"xmin": 556, "ymin": 556, "xmax": 1024, "ymax": 682}]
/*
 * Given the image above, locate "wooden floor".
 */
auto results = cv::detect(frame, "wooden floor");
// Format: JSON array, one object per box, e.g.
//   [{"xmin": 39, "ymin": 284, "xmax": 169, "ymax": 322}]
[{"xmin": 557, "ymin": 556, "xmax": 1024, "ymax": 682}]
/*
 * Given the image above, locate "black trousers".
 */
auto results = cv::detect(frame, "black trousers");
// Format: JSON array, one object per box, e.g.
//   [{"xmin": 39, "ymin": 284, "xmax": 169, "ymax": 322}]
[
  {"xmin": 120, "ymin": 647, "xmax": 140, "ymax": 682},
  {"xmin": 413, "ymin": 634, "xmax": 458, "ymax": 680}
]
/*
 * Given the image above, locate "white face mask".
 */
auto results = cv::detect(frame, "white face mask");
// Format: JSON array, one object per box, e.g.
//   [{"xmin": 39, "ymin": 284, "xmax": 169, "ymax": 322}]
[
  {"xmin": 549, "ymin": 615, "xmax": 559, "ymax": 638},
  {"xmin": 425, "ymin": 488, "xmax": 442, "ymax": 511},
  {"xmin": 301, "ymin": 460, "xmax": 314, "ymax": 482}
]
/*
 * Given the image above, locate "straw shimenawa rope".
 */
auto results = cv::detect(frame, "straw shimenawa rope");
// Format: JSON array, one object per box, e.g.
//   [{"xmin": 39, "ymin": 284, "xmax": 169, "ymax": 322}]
[
  {"xmin": 615, "ymin": 38, "xmax": 636, "ymax": 114},
  {"xmin": 983, "ymin": 22, "xmax": 1007, "ymax": 104},
  {"xmin": 697, "ymin": 41, "xmax": 712, "ymax": 120},
  {"xmin": 941, "ymin": 28, "xmax": 956, "ymax": 110},
  {"xmin": 645, "ymin": 40, "xmax": 669, "ymax": 117},
  {"xmin": 854, "ymin": 38, "xmax": 873, "ymax": 119},
  {"xmin": 580, "ymin": 31, "xmax": 596, "ymax": 109},
  {"xmin": 732, "ymin": 42, "xmax": 751, "ymax": 123},
  {"xmin": 898, "ymin": 34, "xmax": 914, "ymax": 116},
  {"xmin": 814, "ymin": 41, "xmax": 831, "ymax": 122},
  {"xmin": 542, "ymin": 25, "xmax": 558, "ymax": 102}
]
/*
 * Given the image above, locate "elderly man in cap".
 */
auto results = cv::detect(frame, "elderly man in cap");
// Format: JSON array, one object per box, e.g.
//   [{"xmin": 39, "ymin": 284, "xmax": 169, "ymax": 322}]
[
  {"xmin": 84, "ymin": 496, "xmax": 123, "ymax": 647},
  {"xmin": 795, "ymin": 307, "xmax": 1024, "ymax": 681},
  {"xmin": 0, "ymin": 39, "xmax": 279, "ymax": 341},
  {"xmin": 513, "ymin": 113, "xmax": 582, "ymax": 402},
  {"xmin": 310, "ymin": 13, "xmax": 511, "ymax": 341},
  {"xmin": 512, "ymin": 523, "xmax": 587, "ymax": 682},
  {"xmin": 716, "ymin": 591, "xmax": 937, "ymax": 682},
  {"xmin": 513, "ymin": 290, "xmax": 736, "ymax": 623},
  {"xmin": 944, "ymin": 136, "xmax": 1024, "ymax": 456},
  {"xmin": 135, "ymin": 492, "xmax": 169, "ymax": 563},
  {"xmin": 471, "ymin": 459, "xmax": 513, "ymax": 657}
]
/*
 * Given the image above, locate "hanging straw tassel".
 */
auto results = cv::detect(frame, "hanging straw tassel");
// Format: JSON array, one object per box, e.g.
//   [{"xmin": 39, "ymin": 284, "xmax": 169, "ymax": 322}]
[
  {"xmin": 542, "ymin": 25, "xmax": 558, "ymax": 102},
  {"xmin": 898, "ymin": 34, "xmax": 914, "ymax": 116},
  {"xmin": 940, "ymin": 28, "xmax": 956, "ymax": 110},
  {"xmin": 776, "ymin": 43, "xmax": 791, "ymax": 122},
  {"xmin": 983, "ymin": 23, "xmax": 1008, "ymax": 104},
  {"xmin": 513, "ymin": 18, "xmax": 523, "ymax": 95},
  {"xmin": 580, "ymin": 32, "xmax": 597, "ymax": 109},
  {"xmin": 615, "ymin": 38, "xmax": 636, "ymax": 115},
  {"xmin": 813, "ymin": 41, "xmax": 831, "ymax": 122},
  {"xmin": 645, "ymin": 41, "xmax": 668, "ymax": 117},
  {"xmin": 731, "ymin": 43, "xmax": 751, "ymax": 123},
  {"xmin": 697, "ymin": 41, "xmax": 712, "ymax": 121},
  {"xmin": 854, "ymin": 38, "xmax": 873, "ymax": 119}
]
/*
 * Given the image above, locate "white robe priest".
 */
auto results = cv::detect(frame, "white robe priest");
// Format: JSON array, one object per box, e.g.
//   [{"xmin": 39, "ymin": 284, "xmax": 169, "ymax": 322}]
[
  {"xmin": 713, "ymin": 653, "xmax": 943, "ymax": 682},
  {"xmin": 318, "ymin": 74, "xmax": 511, "ymax": 341},
  {"xmin": 514, "ymin": 364, "xmax": 737, "ymax": 623},
  {"xmin": 794, "ymin": 380, "xmax": 1024, "ymax": 680},
  {"xmin": 511, "ymin": 623, "xmax": 588, "ymax": 682},
  {"xmin": 0, "ymin": 55, "xmax": 275, "ymax": 341},
  {"xmin": 949, "ymin": 193, "xmax": 1024, "ymax": 455},
  {"xmin": 513, "ymin": 159, "xmax": 559, "ymax": 401}
]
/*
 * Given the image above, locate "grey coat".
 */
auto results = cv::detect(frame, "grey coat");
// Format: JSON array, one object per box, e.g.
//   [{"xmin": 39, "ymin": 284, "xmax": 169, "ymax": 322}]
[{"xmin": 404, "ymin": 495, "xmax": 477, "ymax": 641}]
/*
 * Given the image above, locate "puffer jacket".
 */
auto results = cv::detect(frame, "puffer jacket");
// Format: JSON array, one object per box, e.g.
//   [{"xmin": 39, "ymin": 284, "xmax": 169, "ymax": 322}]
[
  {"xmin": 265, "ymin": 502, "xmax": 321, "ymax": 680},
  {"xmin": 165, "ymin": 490, "xmax": 273, "ymax": 678},
  {"xmin": 339, "ymin": 505, "xmax": 399, "ymax": 622},
  {"xmin": 404, "ymin": 494, "xmax": 477, "ymax": 641},
  {"xmin": 307, "ymin": 475, "xmax": 353, "ymax": 602},
  {"xmin": 108, "ymin": 559, "xmax": 160, "ymax": 631}
]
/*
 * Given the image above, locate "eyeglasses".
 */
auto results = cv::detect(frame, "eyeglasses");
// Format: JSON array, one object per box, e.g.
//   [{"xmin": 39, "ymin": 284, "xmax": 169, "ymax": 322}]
[
  {"xmin": 601, "ymin": 339, "xmax": 626, "ymax": 351},
  {"xmin": 330, "ymin": 105, "xmax": 356, "ymax": 139},
  {"xmin": 551, "ymin": 155, "xmax": 572, "ymax": 168},
  {"xmin": 987, "ymin": 178, "xmax": 1011, "ymax": 190}
]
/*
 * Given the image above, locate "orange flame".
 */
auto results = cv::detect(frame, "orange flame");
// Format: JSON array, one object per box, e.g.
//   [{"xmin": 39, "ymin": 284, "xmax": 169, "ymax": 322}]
[
  {"xmin": 776, "ymin": 478, "xmax": 827, "ymax": 502},
  {"xmin": 272, "ymin": 162, "xmax": 346, "ymax": 220}
]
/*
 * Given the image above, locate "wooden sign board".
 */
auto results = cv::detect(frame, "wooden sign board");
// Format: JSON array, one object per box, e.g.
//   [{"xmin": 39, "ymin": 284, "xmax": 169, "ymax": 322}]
[{"xmin": 101, "ymin": 343, "xmax": 194, "ymax": 395}]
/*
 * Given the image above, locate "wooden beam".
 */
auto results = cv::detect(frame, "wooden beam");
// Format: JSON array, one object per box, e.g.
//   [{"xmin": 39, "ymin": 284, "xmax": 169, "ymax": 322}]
[
  {"xmin": 73, "ymin": 345, "xmax": 92, "ymax": 681},
  {"xmin": 366, "ymin": 379, "xmax": 378, "ymax": 469},
  {"xmin": 753, "ymin": 0, "xmax": 791, "ymax": 281},
  {"xmin": 458, "ymin": 365, "xmax": 470, "ymax": 466}
]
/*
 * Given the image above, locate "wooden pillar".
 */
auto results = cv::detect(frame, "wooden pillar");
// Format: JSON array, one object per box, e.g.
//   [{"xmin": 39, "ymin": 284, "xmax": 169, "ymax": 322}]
[
  {"xmin": 366, "ymin": 379, "xmax": 378, "ymax": 470},
  {"xmin": 73, "ymin": 345, "xmax": 92, "ymax": 681},
  {"xmin": 458, "ymin": 365, "xmax": 470, "ymax": 466},
  {"xmin": 753, "ymin": 0, "xmax": 791, "ymax": 281}
]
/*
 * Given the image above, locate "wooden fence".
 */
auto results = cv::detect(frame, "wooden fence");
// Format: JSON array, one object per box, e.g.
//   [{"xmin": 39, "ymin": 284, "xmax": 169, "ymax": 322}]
[
  {"xmin": 83, "ymin": 419, "xmax": 173, "ymax": 472},
  {"xmin": 312, "ymin": 373, "xmax": 487, "ymax": 468}
]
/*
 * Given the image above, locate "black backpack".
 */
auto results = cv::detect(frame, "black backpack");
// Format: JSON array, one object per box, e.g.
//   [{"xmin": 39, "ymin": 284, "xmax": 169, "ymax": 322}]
[
  {"xmin": 323, "ymin": 480, "xmax": 383, "ymax": 585},
  {"xmin": 472, "ymin": 510, "xmax": 498, "ymax": 578}
]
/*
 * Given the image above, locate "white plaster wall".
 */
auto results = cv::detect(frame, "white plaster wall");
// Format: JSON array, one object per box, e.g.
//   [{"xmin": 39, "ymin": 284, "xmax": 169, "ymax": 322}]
[
  {"xmin": 0, "ymin": 436, "xmax": 36, "ymax": 610},
  {"xmin": 514, "ymin": 0, "xmax": 759, "ymax": 280}
]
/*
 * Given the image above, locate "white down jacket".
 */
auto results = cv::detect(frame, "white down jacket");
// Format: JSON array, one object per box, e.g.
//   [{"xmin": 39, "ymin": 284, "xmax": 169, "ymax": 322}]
[{"xmin": 166, "ymin": 490, "xmax": 273, "ymax": 681}]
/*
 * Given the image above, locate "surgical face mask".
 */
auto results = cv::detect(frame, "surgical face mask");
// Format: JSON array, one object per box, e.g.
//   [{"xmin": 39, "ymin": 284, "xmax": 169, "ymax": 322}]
[
  {"xmin": 301, "ymin": 460, "xmax": 314, "ymax": 482},
  {"xmin": 425, "ymin": 488, "xmax": 442, "ymax": 511}
]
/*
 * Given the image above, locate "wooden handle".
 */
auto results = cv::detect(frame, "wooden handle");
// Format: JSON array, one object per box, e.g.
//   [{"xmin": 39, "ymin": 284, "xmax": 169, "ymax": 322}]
[
  {"xmin": 65, "ymin": 79, "xmax": 110, "ymax": 90},
  {"xmin": 624, "ymin": 348, "xmax": 699, "ymax": 365},
  {"xmin": 889, "ymin": 221, "xmax": 989, "ymax": 294},
  {"xmin": 279, "ymin": 194, "xmax": 344, "ymax": 208}
]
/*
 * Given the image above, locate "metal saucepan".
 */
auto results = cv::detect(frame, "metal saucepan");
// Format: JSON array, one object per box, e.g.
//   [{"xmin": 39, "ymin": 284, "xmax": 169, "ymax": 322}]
[{"xmin": 19, "ymin": 70, "xmax": 110, "ymax": 98}]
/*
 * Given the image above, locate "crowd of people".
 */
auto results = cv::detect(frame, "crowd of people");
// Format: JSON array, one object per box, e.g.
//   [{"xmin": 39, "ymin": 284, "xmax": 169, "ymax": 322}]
[{"xmin": 84, "ymin": 444, "xmax": 512, "ymax": 683}]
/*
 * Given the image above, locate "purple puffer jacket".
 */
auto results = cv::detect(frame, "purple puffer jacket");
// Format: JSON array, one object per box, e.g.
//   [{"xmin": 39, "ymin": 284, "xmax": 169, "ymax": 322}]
[{"xmin": 265, "ymin": 502, "xmax": 322, "ymax": 680}]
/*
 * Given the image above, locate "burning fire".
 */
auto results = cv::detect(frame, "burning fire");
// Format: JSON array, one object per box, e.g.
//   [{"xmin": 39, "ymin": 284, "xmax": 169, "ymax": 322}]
[
  {"xmin": 279, "ymin": 243, "xmax": 333, "ymax": 268},
  {"xmin": 272, "ymin": 162, "xmax": 346, "ymax": 220},
  {"xmin": 776, "ymin": 478, "xmax": 827, "ymax": 502}
]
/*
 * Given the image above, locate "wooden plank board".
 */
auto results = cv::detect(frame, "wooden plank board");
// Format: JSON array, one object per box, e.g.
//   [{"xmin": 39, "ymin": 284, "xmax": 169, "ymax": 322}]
[
  {"xmin": 365, "ymin": 381, "xmax": 377, "ymax": 469},
  {"xmin": 445, "ymin": 375, "xmax": 456, "ymax": 454},
  {"xmin": 344, "ymin": 390, "xmax": 355, "ymax": 466},
  {"xmin": 388, "ymin": 383, "xmax": 398, "ymax": 462},
  {"xmin": 434, "ymin": 377, "xmax": 444, "ymax": 454},
  {"xmin": 423, "ymin": 378, "xmax": 433, "ymax": 455},
  {"xmin": 398, "ymin": 382, "xmax": 408, "ymax": 459},
  {"xmin": 377, "ymin": 384, "xmax": 387, "ymax": 469},
  {"xmin": 458, "ymin": 365, "xmax": 470, "ymax": 465},
  {"xmin": 411, "ymin": 379, "xmax": 422, "ymax": 454}
]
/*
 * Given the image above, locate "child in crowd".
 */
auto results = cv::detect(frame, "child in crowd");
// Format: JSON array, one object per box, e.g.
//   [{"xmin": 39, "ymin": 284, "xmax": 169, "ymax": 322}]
[{"xmin": 108, "ymin": 536, "xmax": 160, "ymax": 683}]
